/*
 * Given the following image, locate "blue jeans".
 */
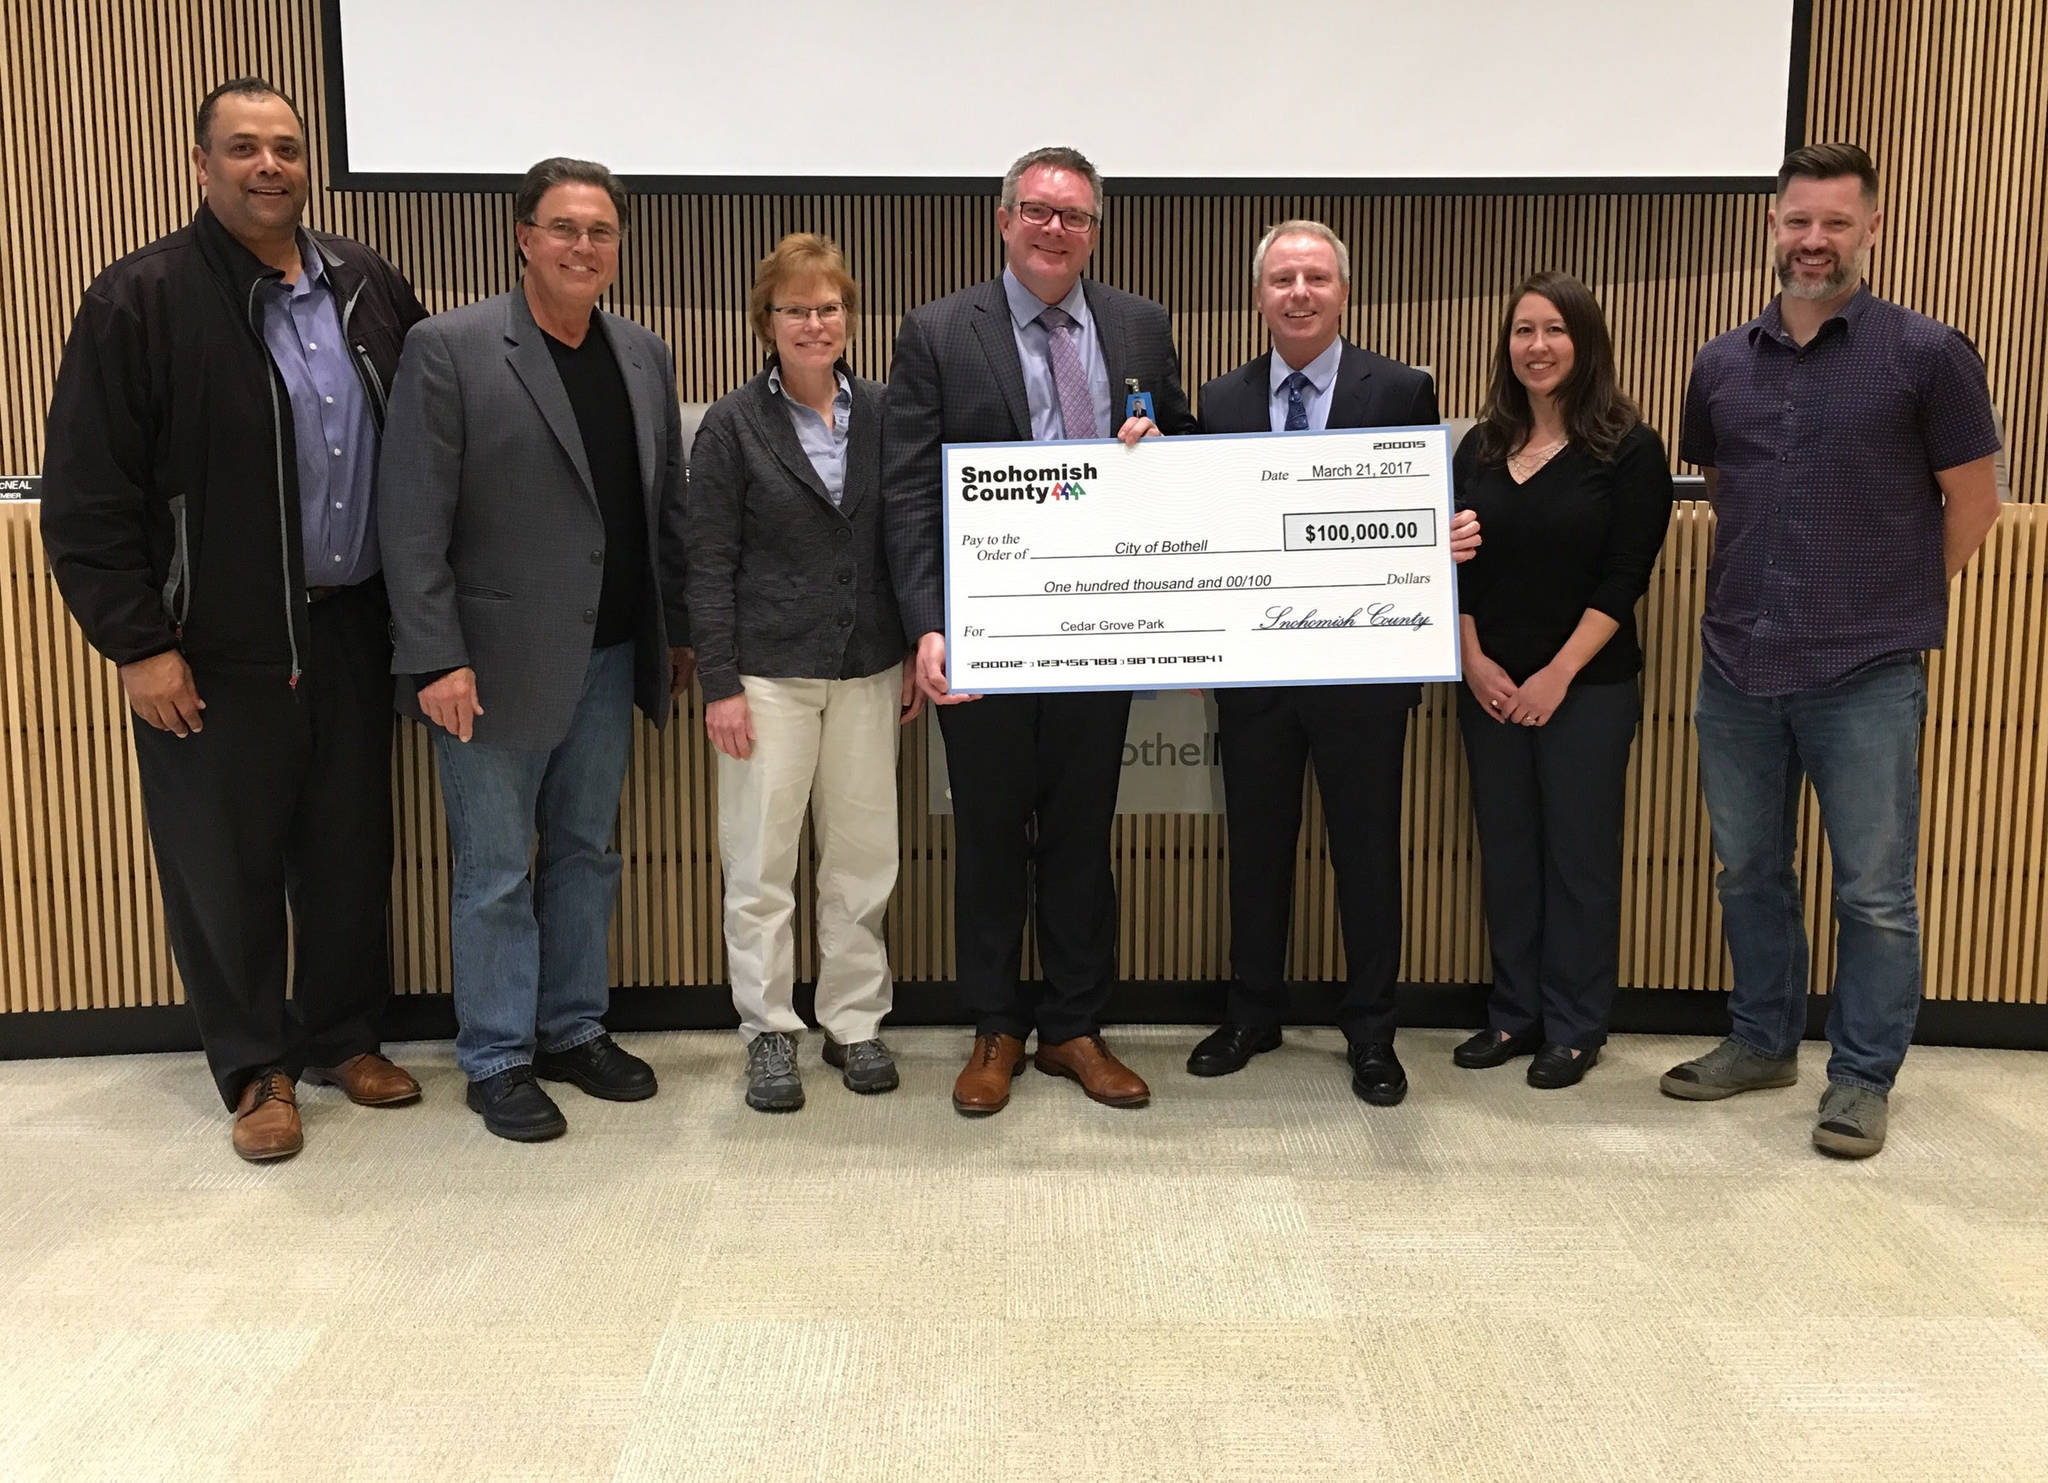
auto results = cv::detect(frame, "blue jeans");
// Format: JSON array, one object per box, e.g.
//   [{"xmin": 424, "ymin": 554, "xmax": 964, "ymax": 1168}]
[
  {"xmin": 1694, "ymin": 656, "xmax": 1927, "ymax": 1093},
  {"xmin": 434, "ymin": 643, "xmax": 636, "ymax": 1080}
]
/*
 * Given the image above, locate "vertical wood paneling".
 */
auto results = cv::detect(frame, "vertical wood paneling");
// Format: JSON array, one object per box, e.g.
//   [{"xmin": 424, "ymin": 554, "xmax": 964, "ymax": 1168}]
[{"xmin": 0, "ymin": 0, "xmax": 2041, "ymax": 1017}]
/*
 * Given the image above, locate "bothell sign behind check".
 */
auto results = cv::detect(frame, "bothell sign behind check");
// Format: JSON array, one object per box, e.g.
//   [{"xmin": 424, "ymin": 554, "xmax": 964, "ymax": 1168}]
[{"xmin": 959, "ymin": 462, "xmax": 1096, "ymax": 503}]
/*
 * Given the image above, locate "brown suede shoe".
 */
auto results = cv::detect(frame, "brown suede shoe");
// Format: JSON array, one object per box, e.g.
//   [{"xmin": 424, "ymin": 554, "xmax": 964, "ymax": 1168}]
[
  {"xmin": 232, "ymin": 1071, "xmax": 303, "ymax": 1162},
  {"xmin": 1034, "ymin": 1034, "xmax": 1151, "ymax": 1108},
  {"xmin": 303, "ymin": 1052, "xmax": 422, "ymax": 1107},
  {"xmin": 952, "ymin": 1033, "xmax": 1027, "ymax": 1116}
]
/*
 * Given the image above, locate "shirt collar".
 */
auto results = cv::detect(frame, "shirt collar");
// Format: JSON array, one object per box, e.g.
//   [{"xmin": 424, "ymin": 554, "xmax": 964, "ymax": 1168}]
[
  {"xmin": 1271, "ymin": 337, "xmax": 1344, "ymax": 398},
  {"xmin": 1003, "ymin": 267, "xmax": 1090, "ymax": 332},
  {"xmin": 268, "ymin": 232, "xmax": 326, "ymax": 298},
  {"xmin": 768, "ymin": 362, "xmax": 852, "ymax": 405},
  {"xmin": 1751, "ymin": 281, "xmax": 1872, "ymax": 347}
]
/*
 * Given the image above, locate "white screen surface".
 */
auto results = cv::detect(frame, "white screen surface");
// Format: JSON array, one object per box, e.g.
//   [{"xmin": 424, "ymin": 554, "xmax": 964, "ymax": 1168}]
[{"xmin": 332, "ymin": 0, "xmax": 1798, "ymax": 185}]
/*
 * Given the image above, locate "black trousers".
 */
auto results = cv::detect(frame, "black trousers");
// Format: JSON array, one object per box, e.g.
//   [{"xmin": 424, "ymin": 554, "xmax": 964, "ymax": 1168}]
[
  {"xmin": 935, "ymin": 689, "xmax": 1131, "ymax": 1042},
  {"xmin": 1217, "ymin": 684, "xmax": 1411, "ymax": 1046},
  {"xmin": 131, "ymin": 581, "xmax": 396, "ymax": 1107},
  {"xmin": 1456, "ymin": 679, "xmax": 1639, "ymax": 1050}
]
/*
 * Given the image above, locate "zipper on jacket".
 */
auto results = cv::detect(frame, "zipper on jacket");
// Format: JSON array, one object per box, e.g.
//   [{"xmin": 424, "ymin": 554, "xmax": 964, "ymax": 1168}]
[
  {"xmin": 339, "ymin": 280, "xmax": 391, "ymax": 425},
  {"xmin": 246, "ymin": 276, "xmax": 303, "ymax": 688},
  {"xmin": 161, "ymin": 494, "xmax": 192, "ymax": 628}
]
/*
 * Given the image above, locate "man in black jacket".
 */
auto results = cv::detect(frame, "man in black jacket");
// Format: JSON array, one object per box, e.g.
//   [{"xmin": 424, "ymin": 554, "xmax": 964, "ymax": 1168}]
[
  {"xmin": 40, "ymin": 79, "xmax": 429, "ymax": 1162},
  {"xmin": 1187, "ymin": 220, "xmax": 1477, "ymax": 1104}
]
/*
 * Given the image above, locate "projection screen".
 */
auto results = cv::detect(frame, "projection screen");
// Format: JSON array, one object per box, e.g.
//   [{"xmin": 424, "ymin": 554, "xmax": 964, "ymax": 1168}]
[{"xmin": 322, "ymin": 0, "xmax": 1807, "ymax": 192}]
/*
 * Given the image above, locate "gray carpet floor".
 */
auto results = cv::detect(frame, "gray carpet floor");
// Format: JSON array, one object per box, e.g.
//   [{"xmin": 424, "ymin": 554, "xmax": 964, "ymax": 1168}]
[{"xmin": 2, "ymin": 1026, "xmax": 2045, "ymax": 1482}]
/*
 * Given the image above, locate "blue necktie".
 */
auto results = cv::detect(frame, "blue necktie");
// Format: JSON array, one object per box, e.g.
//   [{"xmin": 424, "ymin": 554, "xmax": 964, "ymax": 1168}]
[{"xmin": 1282, "ymin": 370, "xmax": 1310, "ymax": 431}]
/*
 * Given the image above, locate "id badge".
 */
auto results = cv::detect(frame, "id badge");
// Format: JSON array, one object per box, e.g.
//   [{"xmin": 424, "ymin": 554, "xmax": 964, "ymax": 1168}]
[{"xmin": 1124, "ymin": 382, "xmax": 1156, "ymax": 422}]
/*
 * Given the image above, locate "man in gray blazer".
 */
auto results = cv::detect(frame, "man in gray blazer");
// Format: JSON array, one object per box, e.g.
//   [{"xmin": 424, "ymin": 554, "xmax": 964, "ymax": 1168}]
[
  {"xmin": 378, "ymin": 158, "xmax": 691, "ymax": 1143},
  {"xmin": 882, "ymin": 145, "xmax": 1196, "ymax": 1117}
]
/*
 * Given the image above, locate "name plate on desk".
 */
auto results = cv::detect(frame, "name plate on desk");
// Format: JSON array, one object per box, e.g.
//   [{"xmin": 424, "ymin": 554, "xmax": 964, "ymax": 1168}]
[
  {"xmin": 942, "ymin": 426, "xmax": 1460, "ymax": 693},
  {"xmin": 0, "ymin": 475, "xmax": 39, "ymax": 502}
]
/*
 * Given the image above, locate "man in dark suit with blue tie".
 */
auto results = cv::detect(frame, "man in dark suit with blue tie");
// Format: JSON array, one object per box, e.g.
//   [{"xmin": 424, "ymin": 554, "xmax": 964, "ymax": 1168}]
[
  {"xmin": 1187, "ymin": 220, "xmax": 1478, "ymax": 1104},
  {"xmin": 882, "ymin": 145, "xmax": 1196, "ymax": 1117}
]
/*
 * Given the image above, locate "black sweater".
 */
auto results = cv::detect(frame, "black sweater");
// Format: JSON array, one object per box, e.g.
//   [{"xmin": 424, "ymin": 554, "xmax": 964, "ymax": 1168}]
[{"xmin": 1454, "ymin": 422, "xmax": 1675, "ymax": 686}]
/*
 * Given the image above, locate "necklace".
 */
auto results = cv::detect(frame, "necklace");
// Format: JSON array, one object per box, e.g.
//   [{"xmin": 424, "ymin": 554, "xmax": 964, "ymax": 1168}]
[{"xmin": 1507, "ymin": 436, "xmax": 1567, "ymax": 480}]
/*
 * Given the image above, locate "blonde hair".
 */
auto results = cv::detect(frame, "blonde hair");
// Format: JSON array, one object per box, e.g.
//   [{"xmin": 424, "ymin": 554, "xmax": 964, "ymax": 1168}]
[{"xmin": 748, "ymin": 233, "xmax": 861, "ymax": 347}]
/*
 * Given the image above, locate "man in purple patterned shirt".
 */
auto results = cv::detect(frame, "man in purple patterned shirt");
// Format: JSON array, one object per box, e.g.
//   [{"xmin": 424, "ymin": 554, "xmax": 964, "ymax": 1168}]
[{"xmin": 1661, "ymin": 143, "xmax": 2002, "ymax": 1158}]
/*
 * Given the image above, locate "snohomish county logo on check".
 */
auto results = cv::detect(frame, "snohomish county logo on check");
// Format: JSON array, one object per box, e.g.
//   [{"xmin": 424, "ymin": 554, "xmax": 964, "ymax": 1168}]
[{"xmin": 958, "ymin": 461, "xmax": 1095, "ymax": 502}]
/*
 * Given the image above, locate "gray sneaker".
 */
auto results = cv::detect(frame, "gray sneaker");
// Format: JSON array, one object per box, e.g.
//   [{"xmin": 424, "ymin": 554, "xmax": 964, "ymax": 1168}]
[
  {"xmin": 1659, "ymin": 1036, "xmax": 1799, "ymax": 1100},
  {"xmin": 1813, "ymin": 1083, "xmax": 1888, "ymax": 1158},
  {"xmin": 744, "ymin": 1031, "xmax": 804, "ymax": 1112},
  {"xmin": 823, "ymin": 1036, "xmax": 900, "ymax": 1095}
]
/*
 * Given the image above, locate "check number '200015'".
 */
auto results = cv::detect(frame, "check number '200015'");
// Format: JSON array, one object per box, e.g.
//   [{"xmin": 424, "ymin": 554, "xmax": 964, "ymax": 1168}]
[{"xmin": 1281, "ymin": 507, "xmax": 1439, "ymax": 551}]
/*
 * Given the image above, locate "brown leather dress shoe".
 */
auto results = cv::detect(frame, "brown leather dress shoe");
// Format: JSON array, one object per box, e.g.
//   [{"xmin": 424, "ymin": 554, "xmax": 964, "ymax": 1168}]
[
  {"xmin": 303, "ymin": 1052, "xmax": 422, "ymax": 1107},
  {"xmin": 1034, "ymin": 1034, "xmax": 1150, "ymax": 1108},
  {"xmin": 952, "ymin": 1033, "xmax": 1027, "ymax": 1116},
  {"xmin": 232, "ymin": 1070, "xmax": 303, "ymax": 1162}
]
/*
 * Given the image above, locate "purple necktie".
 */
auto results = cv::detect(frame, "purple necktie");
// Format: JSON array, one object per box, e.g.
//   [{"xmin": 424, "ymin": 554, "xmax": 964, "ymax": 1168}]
[{"xmin": 1037, "ymin": 305, "xmax": 1100, "ymax": 440}]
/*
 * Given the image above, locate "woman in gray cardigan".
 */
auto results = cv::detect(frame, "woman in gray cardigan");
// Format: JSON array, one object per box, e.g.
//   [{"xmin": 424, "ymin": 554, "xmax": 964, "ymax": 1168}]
[{"xmin": 683, "ymin": 234, "xmax": 920, "ymax": 1112}]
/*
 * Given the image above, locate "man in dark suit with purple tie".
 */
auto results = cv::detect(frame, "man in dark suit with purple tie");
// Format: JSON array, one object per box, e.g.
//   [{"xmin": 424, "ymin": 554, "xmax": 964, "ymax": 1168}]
[{"xmin": 881, "ymin": 145, "xmax": 1196, "ymax": 1117}]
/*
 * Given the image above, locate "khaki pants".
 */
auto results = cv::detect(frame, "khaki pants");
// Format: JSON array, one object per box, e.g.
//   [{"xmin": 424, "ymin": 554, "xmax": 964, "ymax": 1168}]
[{"xmin": 717, "ymin": 667, "xmax": 901, "ymax": 1044}]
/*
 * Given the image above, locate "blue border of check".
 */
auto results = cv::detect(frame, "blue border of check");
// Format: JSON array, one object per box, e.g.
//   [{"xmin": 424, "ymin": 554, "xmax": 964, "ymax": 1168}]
[{"xmin": 940, "ymin": 423, "xmax": 1463, "ymax": 696}]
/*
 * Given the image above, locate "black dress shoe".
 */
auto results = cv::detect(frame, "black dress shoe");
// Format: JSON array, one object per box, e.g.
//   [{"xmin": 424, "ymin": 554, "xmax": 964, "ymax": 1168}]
[
  {"xmin": 1453, "ymin": 1027, "xmax": 1543, "ymax": 1069},
  {"xmin": 1347, "ymin": 1040, "xmax": 1408, "ymax": 1106},
  {"xmin": 1527, "ymin": 1043, "xmax": 1599, "ymax": 1089},
  {"xmin": 1186, "ymin": 1023, "xmax": 1282, "ymax": 1077},
  {"xmin": 465, "ymin": 1066, "xmax": 567, "ymax": 1142},
  {"xmin": 534, "ymin": 1033, "xmax": 658, "ymax": 1101}
]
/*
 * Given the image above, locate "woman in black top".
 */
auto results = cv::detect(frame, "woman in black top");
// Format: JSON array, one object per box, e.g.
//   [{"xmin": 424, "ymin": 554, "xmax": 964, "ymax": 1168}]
[{"xmin": 1452, "ymin": 271, "xmax": 1674, "ymax": 1088}]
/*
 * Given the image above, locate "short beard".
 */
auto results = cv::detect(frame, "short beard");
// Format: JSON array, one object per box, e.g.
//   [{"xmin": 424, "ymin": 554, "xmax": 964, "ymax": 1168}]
[{"xmin": 1775, "ymin": 244, "xmax": 1866, "ymax": 302}]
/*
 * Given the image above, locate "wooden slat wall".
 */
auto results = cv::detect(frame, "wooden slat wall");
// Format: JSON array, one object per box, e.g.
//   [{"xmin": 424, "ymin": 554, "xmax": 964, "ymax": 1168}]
[{"xmin": 2, "ymin": 0, "xmax": 2042, "ymax": 1016}]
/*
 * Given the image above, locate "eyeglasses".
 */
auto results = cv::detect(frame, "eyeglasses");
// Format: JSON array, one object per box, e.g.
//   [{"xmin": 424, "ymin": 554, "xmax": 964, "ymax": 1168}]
[
  {"xmin": 769, "ymin": 303, "xmax": 846, "ymax": 324},
  {"xmin": 530, "ymin": 219, "xmax": 621, "ymax": 248},
  {"xmin": 1015, "ymin": 200, "xmax": 1099, "ymax": 233}
]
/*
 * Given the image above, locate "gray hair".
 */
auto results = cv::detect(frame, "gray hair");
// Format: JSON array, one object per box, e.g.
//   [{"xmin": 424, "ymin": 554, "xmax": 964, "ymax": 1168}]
[
  {"xmin": 1000, "ymin": 146, "xmax": 1104, "ymax": 217},
  {"xmin": 1251, "ymin": 219, "xmax": 1351, "ymax": 287}
]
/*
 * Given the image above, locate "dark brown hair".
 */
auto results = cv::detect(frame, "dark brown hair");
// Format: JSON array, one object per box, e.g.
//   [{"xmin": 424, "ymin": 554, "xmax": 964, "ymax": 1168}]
[
  {"xmin": 1777, "ymin": 142, "xmax": 1880, "ymax": 203},
  {"xmin": 195, "ymin": 77, "xmax": 303, "ymax": 152},
  {"xmin": 513, "ymin": 157, "xmax": 629, "ymax": 232},
  {"xmin": 1470, "ymin": 270, "xmax": 1639, "ymax": 466},
  {"xmin": 748, "ymin": 233, "xmax": 861, "ymax": 347}
]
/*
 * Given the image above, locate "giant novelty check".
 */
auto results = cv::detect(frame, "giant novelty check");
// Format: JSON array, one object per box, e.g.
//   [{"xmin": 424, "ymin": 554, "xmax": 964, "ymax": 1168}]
[{"xmin": 943, "ymin": 425, "xmax": 1460, "ymax": 693}]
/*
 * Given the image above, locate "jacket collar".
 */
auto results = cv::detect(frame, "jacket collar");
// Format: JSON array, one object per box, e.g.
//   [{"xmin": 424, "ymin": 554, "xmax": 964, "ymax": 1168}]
[{"xmin": 192, "ymin": 201, "xmax": 364, "ymax": 317}]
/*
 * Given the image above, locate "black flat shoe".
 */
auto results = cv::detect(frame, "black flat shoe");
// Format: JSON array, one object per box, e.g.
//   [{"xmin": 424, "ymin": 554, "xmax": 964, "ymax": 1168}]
[
  {"xmin": 466, "ymin": 1066, "xmax": 567, "ymax": 1142},
  {"xmin": 1347, "ymin": 1040, "xmax": 1408, "ymax": 1106},
  {"xmin": 1452, "ymin": 1028, "xmax": 1543, "ymax": 1069},
  {"xmin": 1527, "ymin": 1043, "xmax": 1599, "ymax": 1089},
  {"xmin": 1186, "ymin": 1022, "xmax": 1282, "ymax": 1077},
  {"xmin": 534, "ymin": 1033, "xmax": 658, "ymax": 1102}
]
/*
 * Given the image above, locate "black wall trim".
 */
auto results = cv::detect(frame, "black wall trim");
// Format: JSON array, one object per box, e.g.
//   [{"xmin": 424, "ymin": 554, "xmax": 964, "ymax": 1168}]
[
  {"xmin": 318, "ymin": 0, "xmax": 1800, "ymax": 200},
  {"xmin": 7, "ymin": 983, "xmax": 2045, "ymax": 1061}
]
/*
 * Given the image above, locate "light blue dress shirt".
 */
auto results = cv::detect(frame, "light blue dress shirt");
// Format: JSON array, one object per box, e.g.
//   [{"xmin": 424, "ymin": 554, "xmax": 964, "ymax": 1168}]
[
  {"xmin": 1268, "ymin": 337, "xmax": 1343, "ymax": 433},
  {"xmin": 257, "ymin": 237, "xmax": 381, "ymax": 585},
  {"xmin": 768, "ymin": 363, "xmax": 854, "ymax": 507},
  {"xmin": 1001, "ymin": 268, "xmax": 1113, "ymax": 441}
]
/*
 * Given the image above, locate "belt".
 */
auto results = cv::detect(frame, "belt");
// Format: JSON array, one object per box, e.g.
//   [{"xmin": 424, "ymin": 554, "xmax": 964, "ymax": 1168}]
[{"xmin": 305, "ymin": 573, "xmax": 384, "ymax": 605}]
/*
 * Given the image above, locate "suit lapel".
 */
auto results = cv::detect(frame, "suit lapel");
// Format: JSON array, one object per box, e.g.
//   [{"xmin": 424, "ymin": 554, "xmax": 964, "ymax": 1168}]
[
  {"xmin": 504, "ymin": 291, "xmax": 596, "ymax": 504},
  {"xmin": 602, "ymin": 311, "xmax": 664, "ymax": 512},
  {"xmin": 839, "ymin": 378, "xmax": 879, "ymax": 518},
  {"xmin": 742, "ymin": 367, "xmax": 836, "ymax": 510},
  {"xmin": 968, "ymin": 280, "xmax": 1034, "ymax": 441},
  {"xmin": 1233, "ymin": 352, "xmax": 1274, "ymax": 433},
  {"xmin": 1084, "ymin": 281, "xmax": 1128, "ymax": 414},
  {"xmin": 1326, "ymin": 340, "xmax": 1378, "ymax": 431}
]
